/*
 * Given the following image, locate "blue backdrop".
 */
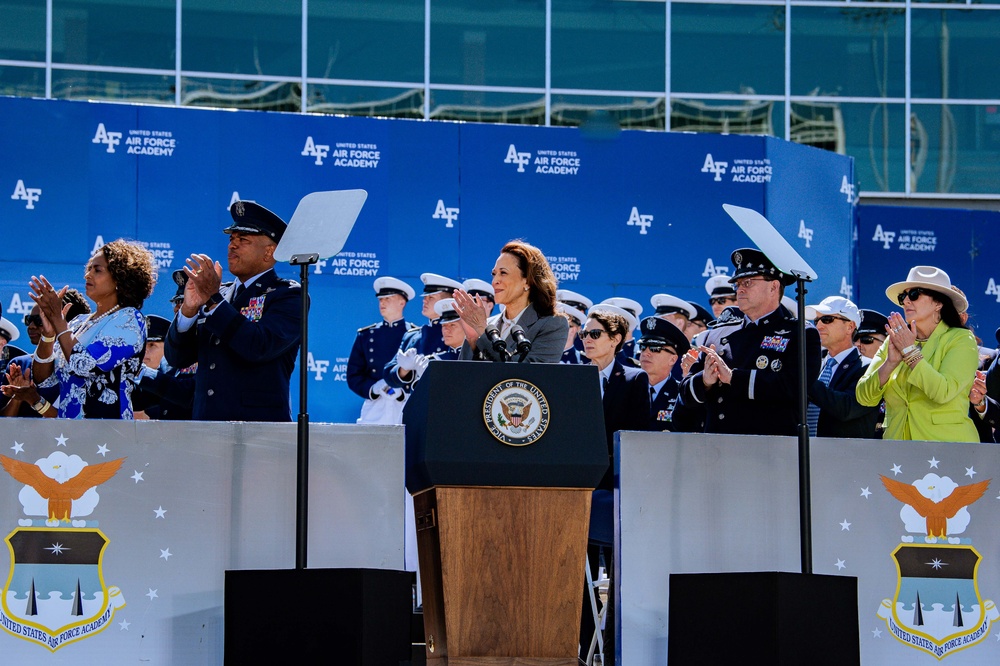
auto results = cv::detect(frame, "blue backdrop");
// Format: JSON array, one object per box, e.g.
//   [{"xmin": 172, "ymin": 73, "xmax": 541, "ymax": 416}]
[{"xmin": 1, "ymin": 96, "xmax": 857, "ymax": 422}]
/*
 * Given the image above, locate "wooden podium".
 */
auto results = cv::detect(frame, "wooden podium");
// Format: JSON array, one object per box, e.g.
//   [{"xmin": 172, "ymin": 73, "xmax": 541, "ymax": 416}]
[{"xmin": 404, "ymin": 362, "xmax": 608, "ymax": 665}]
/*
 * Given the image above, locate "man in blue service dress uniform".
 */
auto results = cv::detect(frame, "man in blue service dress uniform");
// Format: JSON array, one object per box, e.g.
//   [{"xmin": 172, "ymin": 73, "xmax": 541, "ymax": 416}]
[
  {"xmin": 679, "ymin": 248, "xmax": 821, "ymax": 435},
  {"xmin": 348, "ymin": 276, "xmax": 416, "ymax": 424},
  {"xmin": 165, "ymin": 200, "xmax": 302, "ymax": 422}
]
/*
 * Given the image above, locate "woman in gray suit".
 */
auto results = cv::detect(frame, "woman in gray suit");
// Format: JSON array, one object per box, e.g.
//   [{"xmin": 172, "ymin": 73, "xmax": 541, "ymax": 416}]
[{"xmin": 453, "ymin": 240, "xmax": 567, "ymax": 363}]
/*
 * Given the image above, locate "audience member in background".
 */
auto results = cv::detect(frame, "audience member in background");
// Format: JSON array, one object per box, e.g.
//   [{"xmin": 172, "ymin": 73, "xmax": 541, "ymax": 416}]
[
  {"xmin": 454, "ymin": 240, "xmax": 567, "ymax": 363},
  {"xmin": 557, "ymin": 302, "xmax": 587, "ymax": 364},
  {"xmin": 462, "ymin": 278, "xmax": 495, "ymax": 317},
  {"xmin": 638, "ymin": 316, "xmax": 689, "ymax": 431},
  {"xmin": 578, "ymin": 304, "xmax": 648, "ymax": 666},
  {"xmin": 856, "ymin": 266, "xmax": 979, "ymax": 442},
  {"xmin": 705, "ymin": 275, "xmax": 738, "ymax": 319},
  {"xmin": 2, "ymin": 291, "xmax": 91, "ymax": 418},
  {"xmin": 348, "ymin": 277, "xmax": 416, "ymax": 424},
  {"xmin": 853, "ymin": 309, "xmax": 888, "ymax": 360},
  {"xmin": 557, "ymin": 288, "xmax": 593, "ymax": 359},
  {"xmin": 30, "ymin": 239, "xmax": 155, "ymax": 419},
  {"xmin": 384, "ymin": 273, "xmax": 461, "ymax": 390},
  {"xmin": 805, "ymin": 297, "xmax": 880, "ymax": 438},
  {"xmin": 132, "ymin": 314, "xmax": 195, "ymax": 420},
  {"xmin": 600, "ymin": 297, "xmax": 643, "ymax": 367}
]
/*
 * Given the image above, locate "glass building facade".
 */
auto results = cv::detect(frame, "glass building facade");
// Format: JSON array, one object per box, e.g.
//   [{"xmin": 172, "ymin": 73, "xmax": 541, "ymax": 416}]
[{"xmin": 2, "ymin": 0, "xmax": 998, "ymax": 198}]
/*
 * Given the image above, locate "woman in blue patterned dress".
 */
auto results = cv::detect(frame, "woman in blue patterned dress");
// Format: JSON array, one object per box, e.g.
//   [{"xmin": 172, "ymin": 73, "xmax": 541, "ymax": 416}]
[{"xmin": 29, "ymin": 239, "xmax": 157, "ymax": 419}]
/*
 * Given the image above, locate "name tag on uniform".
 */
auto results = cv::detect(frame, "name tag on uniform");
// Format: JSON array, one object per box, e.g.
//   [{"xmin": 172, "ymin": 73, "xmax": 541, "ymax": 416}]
[
  {"xmin": 760, "ymin": 335, "xmax": 789, "ymax": 352},
  {"xmin": 241, "ymin": 295, "xmax": 266, "ymax": 322}
]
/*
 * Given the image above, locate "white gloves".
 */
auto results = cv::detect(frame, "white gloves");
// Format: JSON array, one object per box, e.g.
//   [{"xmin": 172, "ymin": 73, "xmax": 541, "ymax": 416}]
[
  {"xmin": 395, "ymin": 348, "xmax": 418, "ymax": 371},
  {"xmin": 413, "ymin": 354, "xmax": 431, "ymax": 380},
  {"xmin": 369, "ymin": 379, "xmax": 389, "ymax": 400}
]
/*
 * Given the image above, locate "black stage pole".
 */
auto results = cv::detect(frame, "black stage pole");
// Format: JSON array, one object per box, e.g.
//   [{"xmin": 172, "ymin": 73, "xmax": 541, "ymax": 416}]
[
  {"xmin": 795, "ymin": 276, "xmax": 812, "ymax": 575},
  {"xmin": 291, "ymin": 252, "xmax": 319, "ymax": 570}
]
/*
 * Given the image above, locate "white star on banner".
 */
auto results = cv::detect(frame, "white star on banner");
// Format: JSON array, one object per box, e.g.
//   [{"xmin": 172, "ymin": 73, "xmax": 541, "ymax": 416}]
[
  {"xmin": 872, "ymin": 627, "xmax": 882, "ymax": 638},
  {"xmin": 966, "ymin": 467, "xmax": 977, "ymax": 478},
  {"xmin": 146, "ymin": 588, "xmax": 158, "ymax": 600},
  {"xmin": 97, "ymin": 444, "xmax": 109, "ymax": 456},
  {"xmin": 890, "ymin": 464, "xmax": 902, "ymax": 476},
  {"xmin": 55, "ymin": 433, "xmax": 68, "ymax": 447},
  {"xmin": 119, "ymin": 619, "xmax": 130, "ymax": 631},
  {"xmin": 10, "ymin": 441, "xmax": 23, "ymax": 454},
  {"xmin": 928, "ymin": 457, "xmax": 939, "ymax": 468},
  {"xmin": 840, "ymin": 520, "xmax": 851, "ymax": 531},
  {"xmin": 835, "ymin": 559, "xmax": 846, "ymax": 570},
  {"xmin": 159, "ymin": 548, "xmax": 172, "ymax": 561},
  {"xmin": 154, "ymin": 506, "xmax": 167, "ymax": 519},
  {"xmin": 132, "ymin": 471, "xmax": 144, "ymax": 483},
  {"xmin": 860, "ymin": 487, "xmax": 872, "ymax": 499}
]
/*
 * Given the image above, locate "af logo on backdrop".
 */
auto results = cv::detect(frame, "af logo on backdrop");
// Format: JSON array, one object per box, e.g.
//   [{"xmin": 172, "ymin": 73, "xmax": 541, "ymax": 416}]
[
  {"xmin": 875, "ymin": 468, "xmax": 997, "ymax": 659},
  {"xmin": 0, "ymin": 444, "xmax": 127, "ymax": 651},
  {"xmin": 503, "ymin": 144, "xmax": 580, "ymax": 175},
  {"xmin": 11, "ymin": 180, "xmax": 41, "ymax": 210}
]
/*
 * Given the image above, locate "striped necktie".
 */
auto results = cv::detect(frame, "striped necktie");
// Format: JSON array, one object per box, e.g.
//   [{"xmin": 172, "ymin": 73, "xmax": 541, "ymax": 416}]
[{"xmin": 806, "ymin": 357, "xmax": 836, "ymax": 436}]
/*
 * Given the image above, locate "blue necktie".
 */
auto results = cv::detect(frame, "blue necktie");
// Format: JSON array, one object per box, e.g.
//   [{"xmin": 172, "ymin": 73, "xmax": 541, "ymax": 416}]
[
  {"xmin": 807, "ymin": 357, "xmax": 836, "ymax": 436},
  {"xmin": 233, "ymin": 283, "xmax": 246, "ymax": 302}
]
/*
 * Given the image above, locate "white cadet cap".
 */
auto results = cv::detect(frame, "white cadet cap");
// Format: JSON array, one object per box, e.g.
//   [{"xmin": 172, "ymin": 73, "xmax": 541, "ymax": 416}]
[
  {"xmin": 589, "ymin": 303, "xmax": 638, "ymax": 332},
  {"xmin": 557, "ymin": 302, "xmax": 586, "ymax": 327},
  {"xmin": 420, "ymin": 273, "xmax": 463, "ymax": 294},
  {"xmin": 781, "ymin": 295, "xmax": 798, "ymax": 316},
  {"xmin": 373, "ymin": 276, "xmax": 415, "ymax": 301},
  {"xmin": 557, "ymin": 289, "xmax": 593, "ymax": 312},
  {"xmin": 433, "ymin": 298, "xmax": 461, "ymax": 323},
  {"xmin": 600, "ymin": 297, "xmax": 643, "ymax": 319},
  {"xmin": 805, "ymin": 296, "xmax": 861, "ymax": 327},
  {"xmin": 462, "ymin": 278, "xmax": 495, "ymax": 299},
  {"xmin": 650, "ymin": 293, "xmax": 696, "ymax": 319},
  {"xmin": 0, "ymin": 317, "xmax": 20, "ymax": 343},
  {"xmin": 705, "ymin": 274, "xmax": 736, "ymax": 297}
]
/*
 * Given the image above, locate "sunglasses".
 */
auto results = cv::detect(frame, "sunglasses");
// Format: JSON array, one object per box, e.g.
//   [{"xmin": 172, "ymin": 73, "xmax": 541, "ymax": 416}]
[
  {"xmin": 23, "ymin": 314, "xmax": 42, "ymax": 327},
  {"xmin": 814, "ymin": 315, "xmax": 849, "ymax": 325},
  {"xmin": 856, "ymin": 335, "xmax": 883, "ymax": 345},
  {"xmin": 579, "ymin": 329, "xmax": 608, "ymax": 340},
  {"xmin": 896, "ymin": 287, "xmax": 928, "ymax": 305},
  {"xmin": 639, "ymin": 344, "xmax": 677, "ymax": 355},
  {"xmin": 709, "ymin": 296, "xmax": 737, "ymax": 306}
]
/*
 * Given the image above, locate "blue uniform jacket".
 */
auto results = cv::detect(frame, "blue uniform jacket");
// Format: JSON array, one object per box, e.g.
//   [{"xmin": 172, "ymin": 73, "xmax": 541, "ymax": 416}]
[
  {"xmin": 347, "ymin": 318, "xmax": 413, "ymax": 399},
  {"xmin": 679, "ymin": 307, "xmax": 821, "ymax": 436},
  {"xmin": 164, "ymin": 268, "xmax": 302, "ymax": 422}
]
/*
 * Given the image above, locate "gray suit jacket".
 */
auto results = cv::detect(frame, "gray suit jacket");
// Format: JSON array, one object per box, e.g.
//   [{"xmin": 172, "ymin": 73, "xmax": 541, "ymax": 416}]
[{"xmin": 459, "ymin": 303, "xmax": 568, "ymax": 363}]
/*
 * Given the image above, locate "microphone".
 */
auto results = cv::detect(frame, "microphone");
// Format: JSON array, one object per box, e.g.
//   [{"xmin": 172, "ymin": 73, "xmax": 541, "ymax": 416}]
[
  {"xmin": 485, "ymin": 325, "xmax": 510, "ymax": 362},
  {"xmin": 510, "ymin": 325, "xmax": 531, "ymax": 362}
]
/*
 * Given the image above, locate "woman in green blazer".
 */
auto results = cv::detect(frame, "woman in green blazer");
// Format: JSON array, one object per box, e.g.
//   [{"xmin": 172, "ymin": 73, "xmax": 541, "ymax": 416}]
[{"xmin": 856, "ymin": 266, "xmax": 978, "ymax": 442}]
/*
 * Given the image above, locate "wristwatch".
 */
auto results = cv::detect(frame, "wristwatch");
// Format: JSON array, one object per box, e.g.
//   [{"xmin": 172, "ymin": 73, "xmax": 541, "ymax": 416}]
[{"xmin": 207, "ymin": 292, "xmax": 224, "ymax": 307}]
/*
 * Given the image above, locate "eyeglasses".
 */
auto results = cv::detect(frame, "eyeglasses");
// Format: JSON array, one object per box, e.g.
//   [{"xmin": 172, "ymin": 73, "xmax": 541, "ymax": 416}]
[
  {"xmin": 709, "ymin": 296, "xmax": 737, "ymax": 306},
  {"xmin": 896, "ymin": 287, "xmax": 928, "ymax": 305},
  {"xmin": 733, "ymin": 277, "xmax": 767, "ymax": 290},
  {"xmin": 579, "ymin": 329, "xmax": 607, "ymax": 340},
  {"xmin": 856, "ymin": 335, "xmax": 883, "ymax": 345},
  {"xmin": 23, "ymin": 314, "xmax": 42, "ymax": 327},
  {"xmin": 639, "ymin": 344, "xmax": 677, "ymax": 355},
  {"xmin": 814, "ymin": 315, "xmax": 849, "ymax": 325}
]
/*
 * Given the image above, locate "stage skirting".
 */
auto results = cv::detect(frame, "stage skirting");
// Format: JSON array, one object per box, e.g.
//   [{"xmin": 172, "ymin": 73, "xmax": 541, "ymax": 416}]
[
  {"xmin": 2, "ymin": 420, "xmax": 997, "ymax": 664},
  {"xmin": 0, "ymin": 420, "xmax": 403, "ymax": 663},
  {"xmin": 618, "ymin": 431, "xmax": 1000, "ymax": 665}
]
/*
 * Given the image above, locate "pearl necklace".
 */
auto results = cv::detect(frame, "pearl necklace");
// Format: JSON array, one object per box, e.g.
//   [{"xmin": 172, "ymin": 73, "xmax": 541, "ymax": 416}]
[{"xmin": 74, "ymin": 304, "xmax": 121, "ymax": 338}]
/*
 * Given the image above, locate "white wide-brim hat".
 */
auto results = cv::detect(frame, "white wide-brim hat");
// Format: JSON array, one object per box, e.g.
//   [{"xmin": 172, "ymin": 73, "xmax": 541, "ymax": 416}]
[{"xmin": 885, "ymin": 266, "xmax": 967, "ymax": 313}]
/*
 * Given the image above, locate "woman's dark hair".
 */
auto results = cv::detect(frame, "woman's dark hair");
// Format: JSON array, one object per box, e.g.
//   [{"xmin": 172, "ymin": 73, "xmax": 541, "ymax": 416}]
[
  {"xmin": 926, "ymin": 290, "xmax": 966, "ymax": 329},
  {"xmin": 588, "ymin": 311, "xmax": 629, "ymax": 355},
  {"xmin": 62, "ymin": 288, "xmax": 92, "ymax": 320},
  {"xmin": 100, "ymin": 239, "xmax": 157, "ymax": 309},
  {"xmin": 500, "ymin": 240, "xmax": 557, "ymax": 316}
]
